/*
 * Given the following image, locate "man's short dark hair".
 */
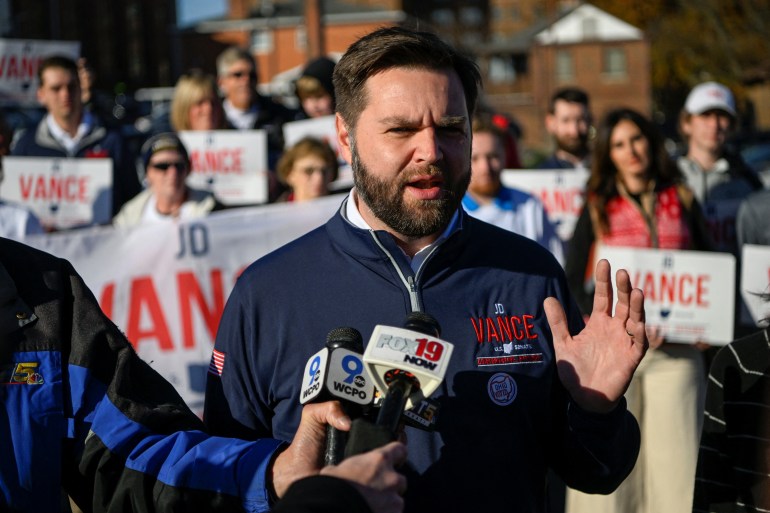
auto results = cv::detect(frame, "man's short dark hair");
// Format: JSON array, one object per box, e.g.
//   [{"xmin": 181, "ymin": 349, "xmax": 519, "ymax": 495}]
[
  {"xmin": 37, "ymin": 55, "xmax": 78, "ymax": 84},
  {"xmin": 333, "ymin": 26, "xmax": 481, "ymax": 130},
  {"xmin": 548, "ymin": 87, "xmax": 589, "ymax": 114}
]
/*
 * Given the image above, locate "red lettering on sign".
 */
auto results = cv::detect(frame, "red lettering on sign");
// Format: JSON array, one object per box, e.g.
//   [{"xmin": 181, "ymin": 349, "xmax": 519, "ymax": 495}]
[
  {"xmin": 177, "ymin": 269, "xmax": 225, "ymax": 349},
  {"xmin": 538, "ymin": 188, "xmax": 582, "ymax": 216},
  {"xmin": 632, "ymin": 271, "xmax": 709, "ymax": 307},
  {"xmin": 0, "ymin": 55, "xmax": 41, "ymax": 79},
  {"xmin": 190, "ymin": 148, "xmax": 244, "ymax": 174},
  {"xmin": 99, "ymin": 282, "xmax": 115, "ymax": 319},
  {"xmin": 126, "ymin": 277, "xmax": 173, "ymax": 351},
  {"xmin": 697, "ymin": 275, "xmax": 710, "ymax": 308},
  {"xmin": 18, "ymin": 174, "xmax": 90, "ymax": 203}
]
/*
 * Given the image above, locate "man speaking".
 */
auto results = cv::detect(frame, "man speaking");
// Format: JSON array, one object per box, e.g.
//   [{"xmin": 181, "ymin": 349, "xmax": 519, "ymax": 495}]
[{"xmin": 206, "ymin": 27, "xmax": 647, "ymax": 513}]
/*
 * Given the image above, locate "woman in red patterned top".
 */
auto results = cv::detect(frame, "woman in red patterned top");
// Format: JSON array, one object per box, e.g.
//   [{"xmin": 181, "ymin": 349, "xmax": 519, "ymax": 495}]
[{"xmin": 565, "ymin": 108, "xmax": 712, "ymax": 513}]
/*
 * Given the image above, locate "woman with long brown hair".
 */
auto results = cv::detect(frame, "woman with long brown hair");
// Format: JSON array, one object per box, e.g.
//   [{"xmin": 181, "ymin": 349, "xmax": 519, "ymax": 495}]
[{"xmin": 565, "ymin": 107, "xmax": 711, "ymax": 513}]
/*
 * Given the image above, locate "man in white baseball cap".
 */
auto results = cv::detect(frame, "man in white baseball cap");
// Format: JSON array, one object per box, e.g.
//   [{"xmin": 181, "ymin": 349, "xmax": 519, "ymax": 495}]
[
  {"xmin": 684, "ymin": 81, "xmax": 736, "ymax": 117},
  {"xmin": 677, "ymin": 81, "xmax": 762, "ymax": 253}
]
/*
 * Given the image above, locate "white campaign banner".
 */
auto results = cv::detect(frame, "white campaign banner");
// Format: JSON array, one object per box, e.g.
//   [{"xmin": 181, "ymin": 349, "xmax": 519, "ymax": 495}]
[
  {"xmin": 598, "ymin": 246, "xmax": 736, "ymax": 344},
  {"xmin": 282, "ymin": 115, "xmax": 353, "ymax": 189},
  {"xmin": 0, "ymin": 39, "xmax": 80, "ymax": 104},
  {"xmin": 1, "ymin": 156, "xmax": 112, "ymax": 229},
  {"xmin": 741, "ymin": 244, "xmax": 770, "ymax": 326},
  {"xmin": 24, "ymin": 196, "xmax": 343, "ymax": 412},
  {"xmin": 179, "ymin": 130, "xmax": 269, "ymax": 206},
  {"xmin": 501, "ymin": 168, "xmax": 588, "ymax": 242}
]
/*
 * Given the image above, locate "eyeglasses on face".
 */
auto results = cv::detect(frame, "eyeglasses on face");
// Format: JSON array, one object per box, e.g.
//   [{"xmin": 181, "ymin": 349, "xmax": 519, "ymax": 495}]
[{"xmin": 150, "ymin": 161, "xmax": 188, "ymax": 172}]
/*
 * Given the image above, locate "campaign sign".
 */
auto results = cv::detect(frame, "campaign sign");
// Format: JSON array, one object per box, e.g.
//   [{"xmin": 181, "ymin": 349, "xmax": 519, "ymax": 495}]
[
  {"xmin": 282, "ymin": 115, "xmax": 353, "ymax": 190},
  {"xmin": 23, "ymin": 195, "xmax": 343, "ymax": 413},
  {"xmin": 598, "ymin": 246, "xmax": 736, "ymax": 344},
  {"xmin": 741, "ymin": 244, "xmax": 770, "ymax": 326},
  {"xmin": 500, "ymin": 168, "xmax": 588, "ymax": 242},
  {"xmin": 179, "ymin": 130, "xmax": 268, "ymax": 205},
  {"xmin": 0, "ymin": 38, "xmax": 80, "ymax": 104},
  {"xmin": 1, "ymin": 156, "xmax": 112, "ymax": 229}
]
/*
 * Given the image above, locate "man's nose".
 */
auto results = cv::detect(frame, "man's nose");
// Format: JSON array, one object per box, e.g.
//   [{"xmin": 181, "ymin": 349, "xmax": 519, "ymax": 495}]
[{"xmin": 414, "ymin": 128, "xmax": 443, "ymax": 163}]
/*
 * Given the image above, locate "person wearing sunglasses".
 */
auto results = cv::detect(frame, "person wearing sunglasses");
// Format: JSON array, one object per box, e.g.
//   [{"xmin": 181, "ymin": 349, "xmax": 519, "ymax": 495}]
[{"xmin": 113, "ymin": 133, "xmax": 223, "ymax": 226}]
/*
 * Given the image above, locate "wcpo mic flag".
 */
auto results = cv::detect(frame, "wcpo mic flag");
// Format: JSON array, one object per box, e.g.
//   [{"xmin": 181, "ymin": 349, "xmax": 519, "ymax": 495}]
[
  {"xmin": 364, "ymin": 324, "xmax": 454, "ymax": 410},
  {"xmin": 299, "ymin": 327, "xmax": 374, "ymax": 466},
  {"xmin": 300, "ymin": 334, "xmax": 375, "ymax": 407}
]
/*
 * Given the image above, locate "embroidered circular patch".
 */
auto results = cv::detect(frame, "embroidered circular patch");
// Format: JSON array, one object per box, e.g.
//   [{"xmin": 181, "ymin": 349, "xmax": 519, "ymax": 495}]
[{"xmin": 487, "ymin": 372, "xmax": 517, "ymax": 406}]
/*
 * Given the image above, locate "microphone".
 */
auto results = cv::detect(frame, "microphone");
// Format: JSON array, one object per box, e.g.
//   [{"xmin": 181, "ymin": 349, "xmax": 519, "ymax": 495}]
[
  {"xmin": 345, "ymin": 312, "xmax": 454, "ymax": 457},
  {"xmin": 299, "ymin": 327, "xmax": 374, "ymax": 465}
]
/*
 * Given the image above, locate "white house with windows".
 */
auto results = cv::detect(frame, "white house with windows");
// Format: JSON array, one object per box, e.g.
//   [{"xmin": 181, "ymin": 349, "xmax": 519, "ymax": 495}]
[{"xmin": 479, "ymin": 3, "xmax": 650, "ymax": 154}]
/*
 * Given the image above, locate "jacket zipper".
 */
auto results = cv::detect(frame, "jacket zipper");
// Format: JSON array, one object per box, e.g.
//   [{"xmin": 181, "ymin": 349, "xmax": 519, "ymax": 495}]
[{"xmin": 368, "ymin": 231, "xmax": 443, "ymax": 313}]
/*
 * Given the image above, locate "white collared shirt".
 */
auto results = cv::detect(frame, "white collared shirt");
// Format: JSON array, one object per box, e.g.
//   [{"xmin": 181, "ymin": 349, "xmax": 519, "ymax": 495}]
[
  {"xmin": 344, "ymin": 189, "xmax": 459, "ymax": 272},
  {"xmin": 46, "ymin": 112, "xmax": 93, "ymax": 156},
  {"xmin": 223, "ymin": 99, "xmax": 258, "ymax": 130}
]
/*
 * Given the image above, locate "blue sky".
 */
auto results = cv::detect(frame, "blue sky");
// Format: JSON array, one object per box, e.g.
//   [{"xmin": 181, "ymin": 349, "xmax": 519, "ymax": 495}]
[{"xmin": 177, "ymin": 0, "xmax": 228, "ymax": 28}]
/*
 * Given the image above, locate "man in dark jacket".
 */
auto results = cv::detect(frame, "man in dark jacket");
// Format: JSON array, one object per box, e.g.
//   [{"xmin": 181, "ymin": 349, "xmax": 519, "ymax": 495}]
[
  {"xmin": 10, "ymin": 55, "xmax": 141, "ymax": 218},
  {"xmin": 206, "ymin": 26, "xmax": 648, "ymax": 513}
]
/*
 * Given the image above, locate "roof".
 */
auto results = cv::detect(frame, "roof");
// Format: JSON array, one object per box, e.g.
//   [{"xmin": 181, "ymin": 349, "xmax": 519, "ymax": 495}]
[{"xmin": 534, "ymin": 3, "xmax": 643, "ymax": 45}]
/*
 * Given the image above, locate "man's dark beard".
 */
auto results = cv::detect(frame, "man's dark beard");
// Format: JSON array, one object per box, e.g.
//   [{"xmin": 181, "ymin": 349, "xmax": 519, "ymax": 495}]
[
  {"xmin": 556, "ymin": 133, "xmax": 589, "ymax": 158},
  {"xmin": 351, "ymin": 140, "xmax": 469, "ymax": 238}
]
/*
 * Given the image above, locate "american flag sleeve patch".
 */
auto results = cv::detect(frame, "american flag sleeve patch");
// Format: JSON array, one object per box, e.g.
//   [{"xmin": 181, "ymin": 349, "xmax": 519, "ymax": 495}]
[{"xmin": 208, "ymin": 349, "xmax": 225, "ymax": 376}]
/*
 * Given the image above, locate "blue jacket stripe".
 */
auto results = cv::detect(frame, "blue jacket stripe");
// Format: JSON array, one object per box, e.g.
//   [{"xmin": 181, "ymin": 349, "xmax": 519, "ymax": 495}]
[{"xmin": 89, "ymin": 388, "xmax": 283, "ymax": 509}]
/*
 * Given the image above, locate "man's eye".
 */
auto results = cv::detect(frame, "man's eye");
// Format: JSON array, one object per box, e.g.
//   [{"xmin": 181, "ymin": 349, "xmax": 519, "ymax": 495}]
[{"xmin": 441, "ymin": 126, "xmax": 466, "ymax": 136}]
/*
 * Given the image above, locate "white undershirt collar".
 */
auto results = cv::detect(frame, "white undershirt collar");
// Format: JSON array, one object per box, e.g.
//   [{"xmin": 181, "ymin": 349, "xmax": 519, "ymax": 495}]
[{"xmin": 344, "ymin": 188, "xmax": 459, "ymax": 272}]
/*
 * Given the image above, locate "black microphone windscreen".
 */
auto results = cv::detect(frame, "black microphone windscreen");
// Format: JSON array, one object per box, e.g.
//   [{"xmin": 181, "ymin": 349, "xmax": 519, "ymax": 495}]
[
  {"xmin": 404, "ymin": 311, "xmax": 441, "ymax": 337},
  {"xmin": 326, "ymin": 326, "xmax": 364, "ymax": 352}
]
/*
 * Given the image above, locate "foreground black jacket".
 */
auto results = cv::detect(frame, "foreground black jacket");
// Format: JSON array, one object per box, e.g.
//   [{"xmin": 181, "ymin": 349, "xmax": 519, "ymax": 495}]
[{"xmin": 0, "ymin": 238, "xmax": 283, "ymax": 512}]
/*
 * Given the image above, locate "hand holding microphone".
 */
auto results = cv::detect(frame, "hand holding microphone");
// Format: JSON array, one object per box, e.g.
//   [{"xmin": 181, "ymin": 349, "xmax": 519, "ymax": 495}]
[{"xmin": 346, "ymin": 312, "xmax": 454, "ymax": 457}]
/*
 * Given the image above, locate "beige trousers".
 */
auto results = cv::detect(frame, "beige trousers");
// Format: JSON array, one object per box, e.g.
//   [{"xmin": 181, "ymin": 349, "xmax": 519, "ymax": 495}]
[{"xmin": 566, "ymin": 344, "xmax": 706, "ymax": 513}]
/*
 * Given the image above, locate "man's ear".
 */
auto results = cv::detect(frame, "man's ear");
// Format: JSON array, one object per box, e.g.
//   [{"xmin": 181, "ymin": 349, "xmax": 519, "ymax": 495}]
[
  {"xmin": 335, "ymin": 113, "xmax": 353, "ymax": 165},
  {"xmin": 36, "ymin": 86, "xmax": 46, "ymax": 107},
  {"xmin": 545, "ymin": 114, "xmax": 556, "ymax": 135}
]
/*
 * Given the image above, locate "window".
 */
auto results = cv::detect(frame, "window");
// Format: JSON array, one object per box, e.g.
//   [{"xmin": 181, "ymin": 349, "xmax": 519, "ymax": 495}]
[
  {"xmin": 251, "ymin": 30, "xmax": 273, "ymax": 54},
  {"xmin": 295, "ymin": 26, "xmax": 307, "ymax": 51},
  {"xmin": 489, "ymin": 55, "xmax": 517, "ymax": 84},
  {"xmin": 459, "ymin": 6, "xmax": 483, "ymax": 26},
  {"xmin": 555, "ymin": 50, "xmax": 573, "ymax": 82},
  {"xmin": 431, "ymin": 9, "xmax": 454, "ymax": 26},
  {"xmin": 603, "ymin": 47, "xmax": 627, "ymax": 79},
  {"xmin": 582, "ymin": 17, "xmax": 598, "ymax": 39}
]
